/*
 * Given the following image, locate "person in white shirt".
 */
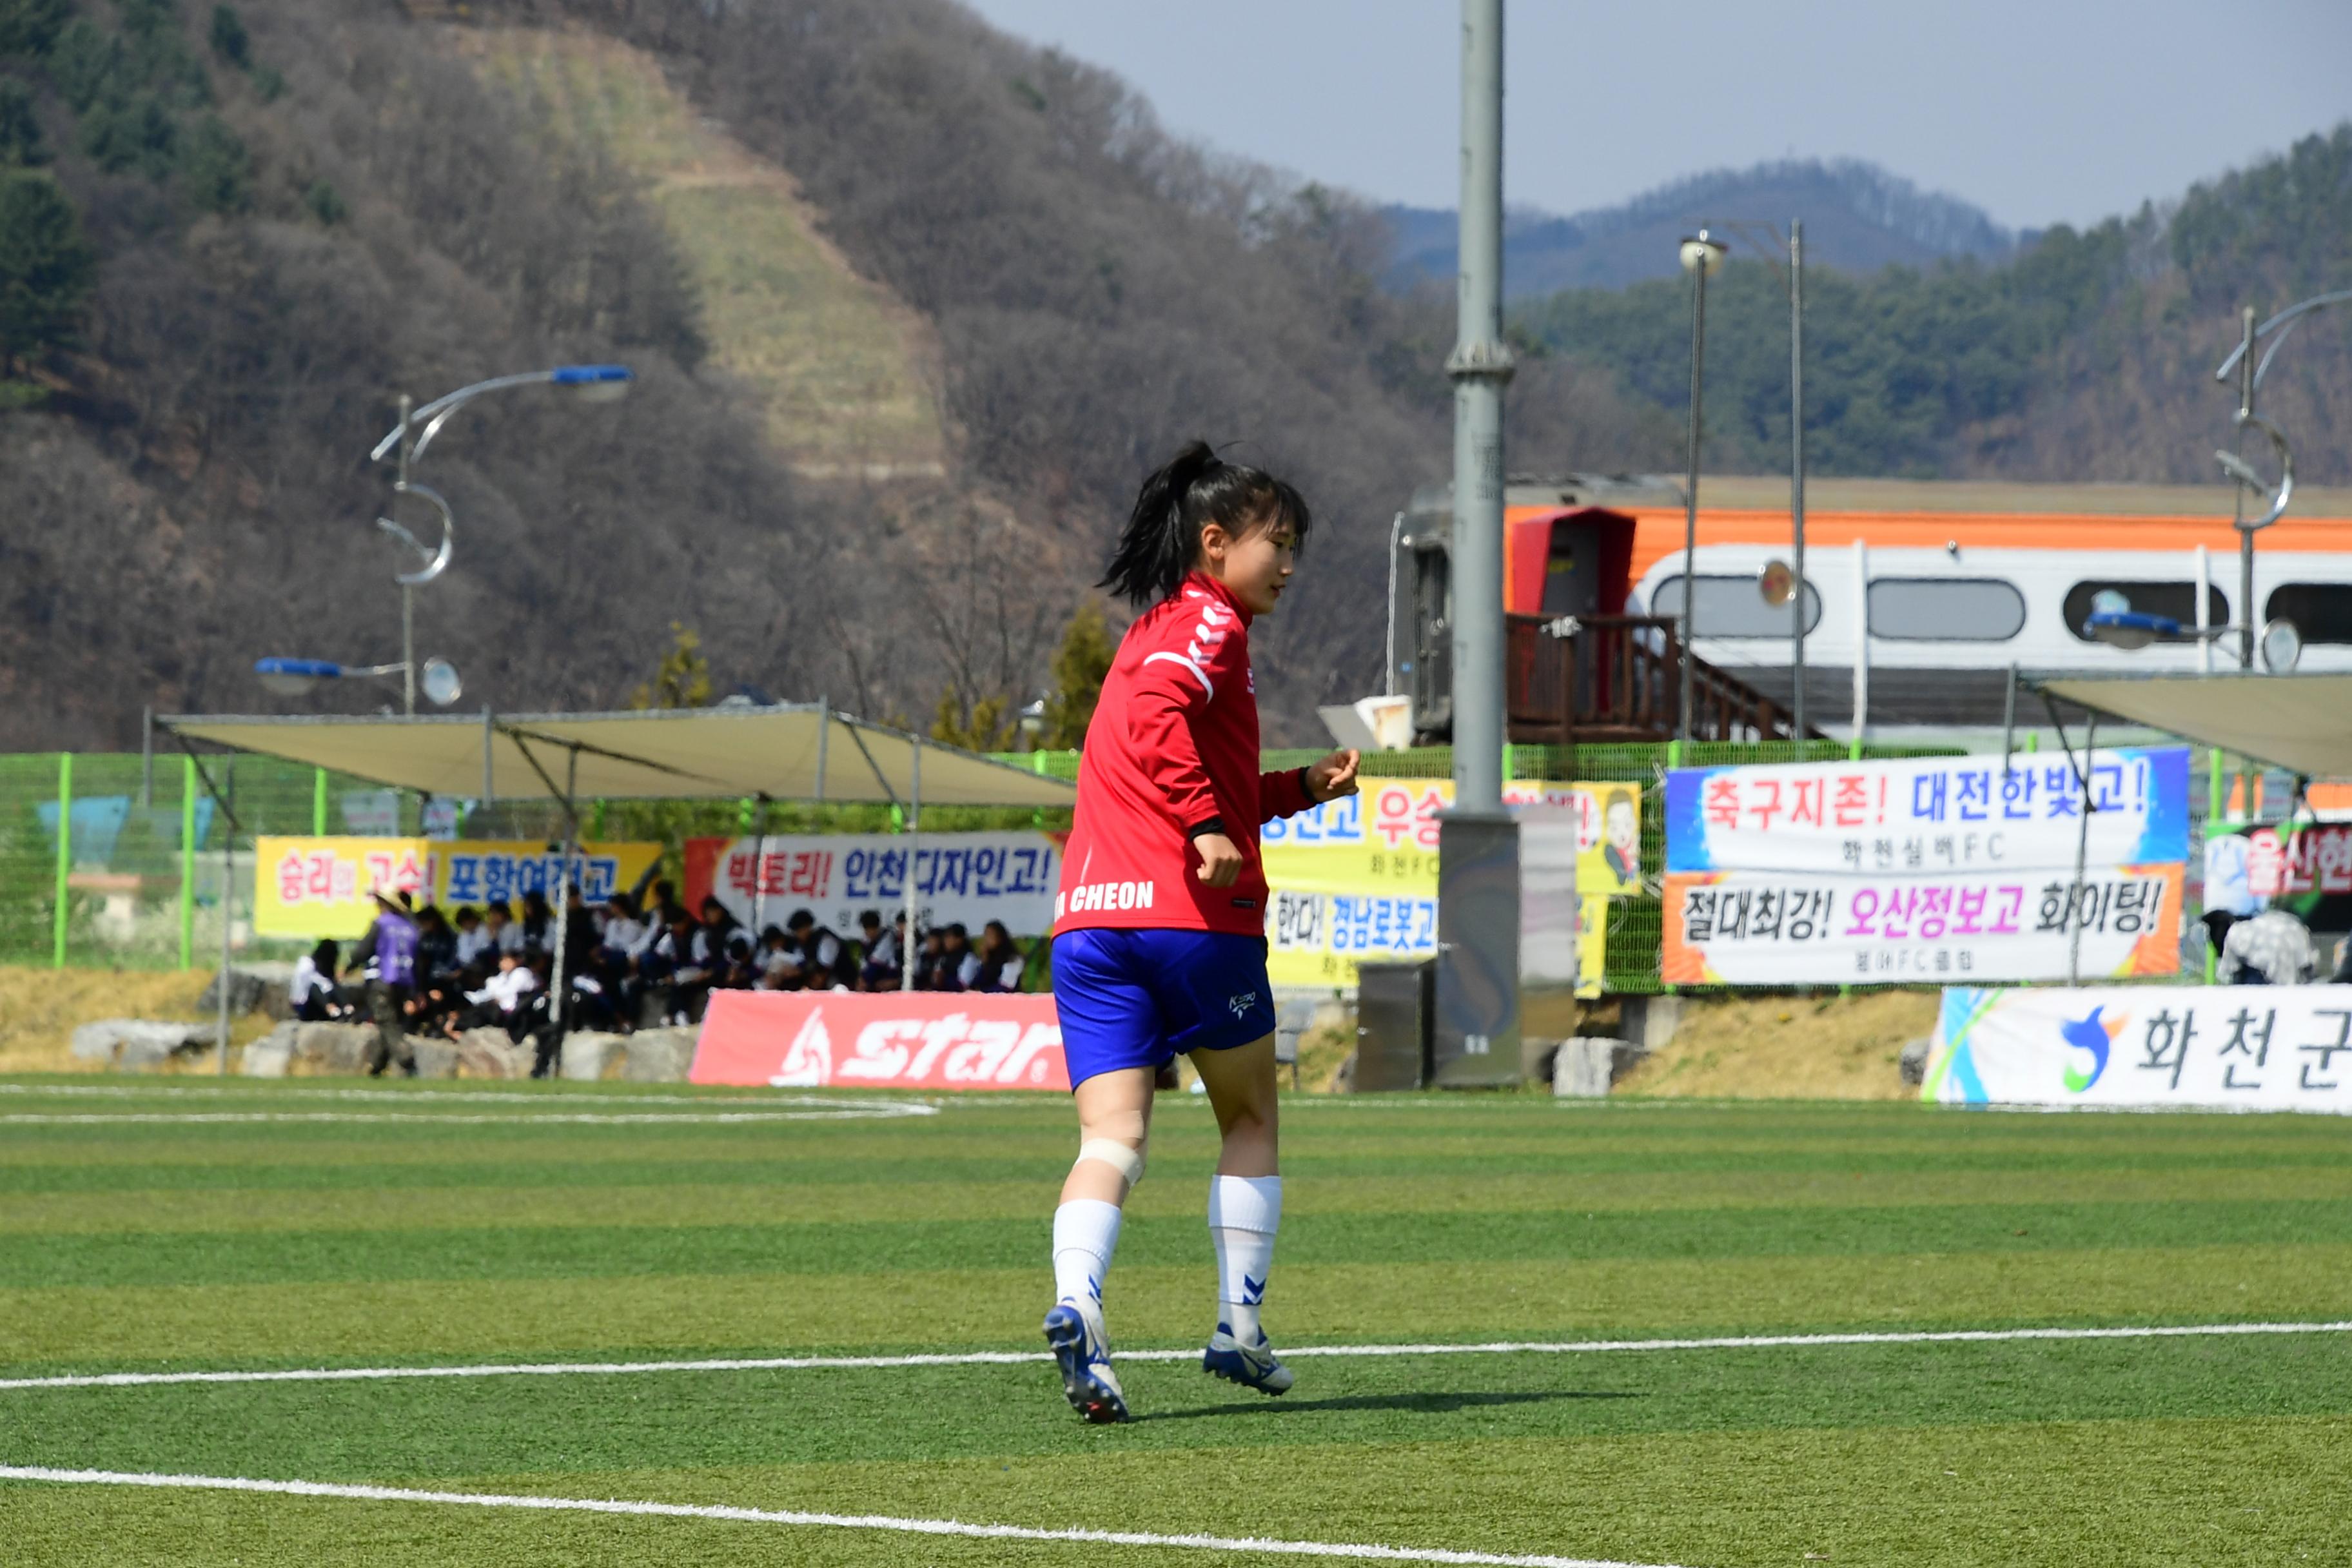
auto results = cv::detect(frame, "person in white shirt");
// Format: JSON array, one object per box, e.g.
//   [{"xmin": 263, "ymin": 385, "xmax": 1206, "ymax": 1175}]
[
  {"xmin": 447, "ymin": 950, "xmax": 539, "ymax": 1041},
  {"xmin": 452, "ymin": 907, "xmax": 495, "ymax": 975},
  {"xmin": 291, "ymin": 939, "xmax": 351, "ymax": 1021},
  {"xmin": 787, "ymin": 908, "xmax": 848, "ymax": 988},
  {"xmin": 755, "ymin": 925, "xmax": 805, "ymax": 990}
]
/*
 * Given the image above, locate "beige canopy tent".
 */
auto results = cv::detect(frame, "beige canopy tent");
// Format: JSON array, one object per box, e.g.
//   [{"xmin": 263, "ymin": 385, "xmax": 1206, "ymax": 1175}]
[
  {"xmin": 2035, "ymin": 672, "xmax": 2352, "ymax": 781},
  {"xmin": 160, "ymin": 705, "xmax": 1075, "ymax": 1043},
  {"xmin": 159, "ymin": 703, "xmax": 1076, "ymax": 808}
]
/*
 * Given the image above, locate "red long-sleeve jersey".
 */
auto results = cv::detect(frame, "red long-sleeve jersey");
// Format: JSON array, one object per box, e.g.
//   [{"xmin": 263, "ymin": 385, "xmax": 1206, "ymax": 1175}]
[{"xmin": 1053, "ymin": 573, "xmax": 1315, "ymax": 937}]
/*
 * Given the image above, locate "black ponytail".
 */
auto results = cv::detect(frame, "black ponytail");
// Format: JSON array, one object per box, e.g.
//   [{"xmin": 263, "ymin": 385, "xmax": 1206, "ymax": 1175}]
[{"xmin": 1099, "ymin": 440, "xmax": 1311, "ymax": 607}]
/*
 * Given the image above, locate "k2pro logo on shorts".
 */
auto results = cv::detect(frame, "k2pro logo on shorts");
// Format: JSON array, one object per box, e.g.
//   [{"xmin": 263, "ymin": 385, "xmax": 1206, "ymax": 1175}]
[
  {"xmin": 1057, "ymin": 879, "xmax": 1158, "ymax": 919},
  {"xmin": 1227, "ymin": 991, "xmax": 1259, "ymax": 1019}
]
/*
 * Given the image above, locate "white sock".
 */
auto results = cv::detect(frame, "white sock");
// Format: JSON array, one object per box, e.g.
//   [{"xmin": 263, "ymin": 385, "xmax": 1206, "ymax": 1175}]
[
  {"xmin": 1052, "ymin": 1199, "xmax": 1123, "ymax": 1326},
  {"xmin": 1207, "ymin": 1173, "xmax": 1281, "ymax": 1343}
]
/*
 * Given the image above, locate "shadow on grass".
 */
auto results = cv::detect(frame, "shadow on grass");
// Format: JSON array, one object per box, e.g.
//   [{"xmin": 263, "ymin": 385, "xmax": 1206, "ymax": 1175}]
[{"xmin": 1136, "ymin": 1388, "xmax": 1642, "ymax": 1422}]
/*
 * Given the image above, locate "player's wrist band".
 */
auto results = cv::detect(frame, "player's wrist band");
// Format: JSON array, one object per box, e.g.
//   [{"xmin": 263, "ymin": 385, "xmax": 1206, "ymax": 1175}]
[
  {"xmin": 1296, "ymin": 765, "xmax": 1315, "ymax": 804},
  {"xmin": 1187, "ymin": 817, "xmax": 1229, "ymax": 839}
]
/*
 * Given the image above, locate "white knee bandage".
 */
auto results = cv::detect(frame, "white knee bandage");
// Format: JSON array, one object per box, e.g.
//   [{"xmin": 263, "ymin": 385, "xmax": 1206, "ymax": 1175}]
[{"xmin": 1075, "ymin": 1139, "xmax": 1145, "ymax": 1186}]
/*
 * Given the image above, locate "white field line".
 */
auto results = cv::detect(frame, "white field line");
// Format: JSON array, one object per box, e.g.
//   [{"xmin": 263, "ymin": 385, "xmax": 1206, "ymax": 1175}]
[
  {"xmin": 0, "ymin": 1110, "xmax": 932, "ymax": 1126},
  {"xmin": 0, "ymin": 1084, "xmax": 934, "ymax": 1112},
  {"xmin": 6, "ymin": 1320, "xmax": 2347, "ymax": 1393},
  {"xmin": 0, "ymin": 1466, "xmax": 1681, "ymax": 1568}
]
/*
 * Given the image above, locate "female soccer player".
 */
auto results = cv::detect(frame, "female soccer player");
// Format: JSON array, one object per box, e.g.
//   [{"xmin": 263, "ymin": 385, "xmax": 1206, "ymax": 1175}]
[{"xmin": 1043, "ymin": 441, "xmax": 1359, "ymax": 1423}]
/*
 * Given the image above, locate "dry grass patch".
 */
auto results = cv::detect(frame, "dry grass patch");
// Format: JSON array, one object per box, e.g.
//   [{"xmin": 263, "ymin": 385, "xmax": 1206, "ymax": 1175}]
[{"xmin": 1617, "ymin": 989, "xmax": 1939, "ymax": 1100}]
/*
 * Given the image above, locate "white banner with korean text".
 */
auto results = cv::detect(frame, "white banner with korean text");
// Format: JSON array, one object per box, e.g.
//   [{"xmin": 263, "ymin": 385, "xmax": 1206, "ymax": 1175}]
[
  {"xmin": 1926, "ymin": 985, "xmax": 2352, "ymax": 1113},
  {"xmin": 1663, "ymin": 865, "xmax": 2185, "ymax": 985},
  {"xmin": 1664, "ymin": 749, "xmax": 2191, "ymax": 876},
  {"xmin": 683, "ymin": 832, "xmax": 1063, "ymax": 937},
  {"xmin": 1662, "ymin": 749, "xmax": 2191, "ymax": 985}
]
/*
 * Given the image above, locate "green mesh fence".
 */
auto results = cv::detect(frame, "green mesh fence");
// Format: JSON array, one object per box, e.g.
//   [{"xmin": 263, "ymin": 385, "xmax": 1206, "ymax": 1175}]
[{"xmin": 22, "ymin": 740, "xmax": 2209, "ymax": 991}]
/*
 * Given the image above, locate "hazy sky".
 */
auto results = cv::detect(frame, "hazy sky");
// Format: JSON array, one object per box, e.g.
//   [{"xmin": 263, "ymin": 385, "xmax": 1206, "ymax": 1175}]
[{"xmin": 959, "ymin": 0, "xmax": 2352, "ymax": 231}]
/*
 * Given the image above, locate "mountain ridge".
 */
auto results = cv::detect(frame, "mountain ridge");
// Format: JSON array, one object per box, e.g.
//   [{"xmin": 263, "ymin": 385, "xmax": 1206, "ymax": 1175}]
[{"xmin": 1386, "ymin": 155, "xmax": 2016, "ymax": 295}]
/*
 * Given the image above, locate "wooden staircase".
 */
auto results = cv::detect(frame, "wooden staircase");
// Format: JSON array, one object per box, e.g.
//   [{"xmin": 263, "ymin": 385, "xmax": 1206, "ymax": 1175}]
[{"xmin": 1505, "ymin": 614, "xmax": 1823, "ymax": 747}]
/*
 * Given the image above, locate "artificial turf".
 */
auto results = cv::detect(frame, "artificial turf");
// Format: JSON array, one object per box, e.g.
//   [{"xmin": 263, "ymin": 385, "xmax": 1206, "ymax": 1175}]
[{"xmin": 2, "ymin": 1079, "xmax": 2348, "ymax": 1566}]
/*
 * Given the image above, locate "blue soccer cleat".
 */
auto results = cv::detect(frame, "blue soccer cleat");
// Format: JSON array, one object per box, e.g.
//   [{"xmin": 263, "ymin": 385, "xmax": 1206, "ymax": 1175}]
[
  {"xmin": 1043, "ymin": 1300, "xmax": 1131, "ymax": 1424},
  {"xmin": 1202, "ymin": 1322, "xmax": 1294, "ymax": 1395}
]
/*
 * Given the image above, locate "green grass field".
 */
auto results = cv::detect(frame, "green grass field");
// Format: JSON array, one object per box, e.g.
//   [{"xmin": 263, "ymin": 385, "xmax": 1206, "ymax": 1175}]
[{"xmin": 3, "ymin": 1079, "xmax": 2349, "ymax": 1566}]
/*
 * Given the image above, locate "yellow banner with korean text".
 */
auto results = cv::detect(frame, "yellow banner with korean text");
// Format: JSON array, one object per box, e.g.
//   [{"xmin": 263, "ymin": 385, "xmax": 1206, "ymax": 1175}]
[
  {"xmin": 1259, "ymin": 778, "xmax": 1640, "ymax": 995},
  {"xmin": 254, "ymin": 837, "xmax": 663, "ymax": 939}
]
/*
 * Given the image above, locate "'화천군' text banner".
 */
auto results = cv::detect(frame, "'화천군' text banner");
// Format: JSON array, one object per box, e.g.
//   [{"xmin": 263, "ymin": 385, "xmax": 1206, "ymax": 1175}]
[
  {"xmin": 1926, "ymin": 985, "xmax": 2352, "ymax": 1113},
  {"xmin": 1663, "ymin": 863, "xmax": 2182, "ymax": 985},
  {"xmin": 1664, "ymin": 748, "xmax": 2190, "ymax": 876}
]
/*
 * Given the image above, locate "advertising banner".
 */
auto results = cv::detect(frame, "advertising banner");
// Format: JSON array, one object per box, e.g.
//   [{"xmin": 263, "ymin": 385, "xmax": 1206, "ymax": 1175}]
[
  {"xmin": 1665, "ymin": 748, "xmax": 2190, "ymax": 876},
  {"xmin": 1260, "ymin": 778, "xmax": 1632, "ymax": 994},
  {"xmin": 2243, "ymin": 822, "xmax": 2352, "ymax": 898},
  {"xmin": 1925, "ymin": 984, "xmax": 2352, "ymax": 1113},
  {"xmin": 692, "ymin": 989, "xmax": 1068, "ymax": 1091},
  {"xmin": 682, "ymin": 832, "xmax": 1063, "ymax": 937},
  {"xmin": 1662, "ymin": 749, "xmax": 2190, "ymax": 985},
  {"xmin": 1663, "ymin": 865, "xmax": 2183, "ymax": 985},
  {"xmin": 255, "ymin": 838, "xmax": 662, "ymax": 939}
]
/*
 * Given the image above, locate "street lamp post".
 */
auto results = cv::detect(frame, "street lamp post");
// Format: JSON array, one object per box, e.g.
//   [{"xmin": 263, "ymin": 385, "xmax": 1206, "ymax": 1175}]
[
  {"xmin": 1675, "ymin": 230, "xmax": 1727, "ymax": 743},
  {"xmin": 367, "ymin": 364, "xmax": 636, "ymax": 714}
]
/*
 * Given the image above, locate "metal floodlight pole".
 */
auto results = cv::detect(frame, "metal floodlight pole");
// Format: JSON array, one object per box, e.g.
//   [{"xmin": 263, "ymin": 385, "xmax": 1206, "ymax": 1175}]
[
  {"xmin": 1446, "ymin": 0, "xmax": 1511, "ymax": 812},
  {"xmin": 1676, "ymin": 229, "xmax": 1724, "ymax": 743},
  {"xmin": 901, "ymin": 740, "xmax": 922, "ymax": 992},
  {"xmin": 2231, "ymin": 307, "xmax": 2256, "ymax": 674},
  {"xmin": 1788, "ymin": 219, "xmax": 1807, "ymax": 743},
  {"xmin": 396, "ymin": 393, "xmax": 416, "ymax": 718}
]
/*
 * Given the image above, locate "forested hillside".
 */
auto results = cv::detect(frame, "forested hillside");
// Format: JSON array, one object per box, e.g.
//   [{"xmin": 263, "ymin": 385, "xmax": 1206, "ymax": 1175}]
[
  {"xmin": 1515, "ymin": 125, "xmax": 2352, "ymax": 484},
  {"xmin": 1, "ymin": 0, "xmax": 2342, "ymax": 754}
]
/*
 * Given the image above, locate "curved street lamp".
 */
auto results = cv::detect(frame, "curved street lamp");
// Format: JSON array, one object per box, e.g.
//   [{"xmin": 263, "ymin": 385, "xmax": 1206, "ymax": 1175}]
[
  {"xmin": 366, "ymin": 364, "xmax": 635, "ymax": 714},
  {"xmin": 2208, "ymin": 295, "xmax": 2347, "ymax": 669}
]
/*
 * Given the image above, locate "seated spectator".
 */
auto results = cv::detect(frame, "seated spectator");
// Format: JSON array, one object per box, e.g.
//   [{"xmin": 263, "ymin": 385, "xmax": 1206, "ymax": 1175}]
[
  {"xmin": 446, "ymin": 949, "xmax": 539, "ymax": 1041},
  {"xmin": 972, "ymin": 921, "xmax": 1026, "ymax": 992},
  {"xmin": 451, "ymin": 906, "xmax": 493, "ymax": 974},
  {"xmin": 482, "ymin": 900, "xmax": 525, "ymax": 962},
  {"xmin": 520, "ymin": 890, "xmax": 555, "ymax": 956},
  {"xmin": 857, "ymin": 910, "xmax": 901, "ymax": 990},
  {"xmin": 644, "ymin": 910, "xmax": 716, "ymax": 1024},
  {"xmin": 291, "ymin": 939, "xmax": 351, "ymax": 1021},
  {"xmin": 912, "ymin": 928, "xmax": 950, "ymax": 990},
  {"xmin": 786, "ymin": 908, "xmax": 856, "ymax": 990},
  {"xmin": 755, "ymin": 925, "xmax": 805, "ymax": 990},
  {"xmin": 937, "ymin": 923, "xmax": 981, "ymax": 991},
  {"xmin": 698, "ymin": 895, "xmax": 741, "ymax": 956},
  {"xmin": 644, "ymin": 877, "xmax": 684, "ymax": 934},
  {"xmin": 2220, "ymin": 906, "xmax": 2318, "ymax": 985},
  {"xmin": 415, "ymin": 905, "xmax": 460, "ymax": 986},
  {"xmin": 718, "ymin": 930, "xmax": 761, "ymax": 991}
]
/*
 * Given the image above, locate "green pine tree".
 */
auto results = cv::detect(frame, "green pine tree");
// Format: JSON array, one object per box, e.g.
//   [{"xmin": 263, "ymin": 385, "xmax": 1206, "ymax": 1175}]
[
  {"xmin": 0, "ymin": 0, "xmax": 73, "ymax": 60},
  {"xmin": 206, "ymin": 3, "xmax": 246, "ymax": 68},
  {"xmin": 179, "ymin": 111, "xmax": 246, "ymax": 212},
  {"xmin": 0, "ymin": 77, "xmax": 48, "ymax": 166},
  {"xmin": 0, "ymin": 168, "xmax": 95, "ymax": 375},
  {"xmin": 1039, "ymin": 600, "xmax": 1114, "ymax": 749}
]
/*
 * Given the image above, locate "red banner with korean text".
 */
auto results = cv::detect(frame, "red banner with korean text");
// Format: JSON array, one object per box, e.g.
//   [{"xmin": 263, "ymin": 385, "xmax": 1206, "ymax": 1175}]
[
  {"xmin": 681, "ymin": 831, "xmax": 1063, "ymax": 937},
  {"xmin": 691, "ymin": 990, "xmax": 1068, "ymax": 1092}
]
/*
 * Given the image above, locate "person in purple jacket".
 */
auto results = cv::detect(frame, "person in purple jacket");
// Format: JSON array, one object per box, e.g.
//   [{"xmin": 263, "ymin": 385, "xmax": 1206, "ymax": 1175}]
[{"xmin": 359, "ymin": 888, "xmax": 421, "ymax": 1077}]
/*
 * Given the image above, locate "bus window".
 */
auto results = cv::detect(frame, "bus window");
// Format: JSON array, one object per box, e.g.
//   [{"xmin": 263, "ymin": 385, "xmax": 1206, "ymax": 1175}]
[
  {"xmin": 1652, "ymin": 574, "xmax": 1821, "ymax": 637},
  {"xmin": 2063, "ymin": 581, "xmax": 2228, "ymax": 641},
  {"xmin": 2266, "ymin": 583, "xmax": 2352, "ymax": 643},
  {"xmin": 1867, "ymin": 578, "xmax": 2024, "ymax": 641}
]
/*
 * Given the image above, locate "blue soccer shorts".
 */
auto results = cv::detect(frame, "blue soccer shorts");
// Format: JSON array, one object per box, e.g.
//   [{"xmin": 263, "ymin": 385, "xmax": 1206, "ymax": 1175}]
[{"xmin": 1050, "ymin": 927, "xmax": 1277, "ymax": 1089}]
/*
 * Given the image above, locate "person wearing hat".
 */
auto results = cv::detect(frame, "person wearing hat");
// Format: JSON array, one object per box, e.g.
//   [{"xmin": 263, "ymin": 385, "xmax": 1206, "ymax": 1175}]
[{"xmin": 358, "ymin": 887, "xmax": 421, "ymax": 1076}]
